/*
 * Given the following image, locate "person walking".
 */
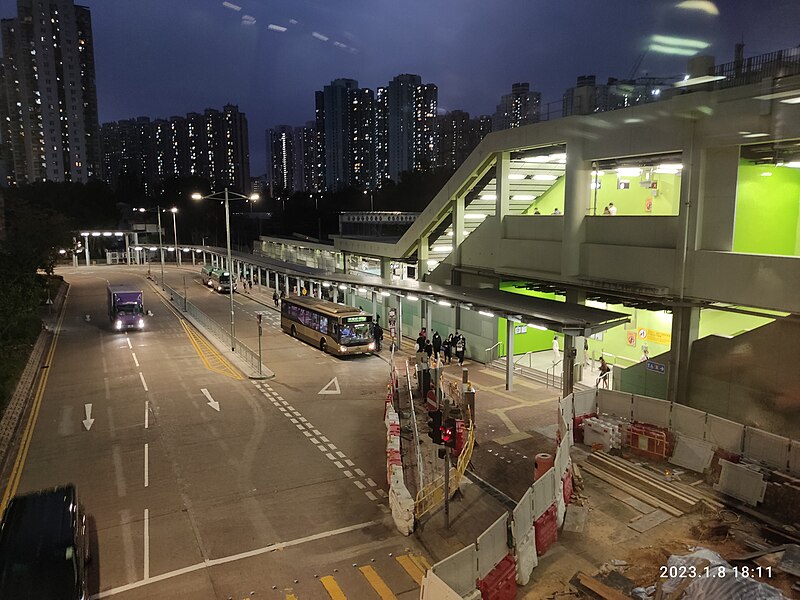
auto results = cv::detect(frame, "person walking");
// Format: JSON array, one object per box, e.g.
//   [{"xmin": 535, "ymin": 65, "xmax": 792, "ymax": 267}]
[
  {"xmin": 443, "ymin": 334, "xmax": 453, "ymax": 364},
  {"xmin": 416, "ymin": 330, "xmax": 427, "ymax": 366},
  {"xmin": 273, "ymin": 289, "xmax": 280, "ymax": 307},
  {"xmin": 373, "ymin": 321, "xmax": 384, "ymax": 352},
  {"xmin": 455, "ymin": 332, "xmax": 466, "ymax": 366},
  {"xmin": 597, "ymin": 356, "xmax": 611, "ymax": 389},
  {"xmin": 552, "ymin": 335, "xmax": 561, "ymax": 364},
  {"xmin": 432, "ymin": 331, "xmax": 442, "ymax": 362},
  {"xmin": 424, "ymin": 338, "xmax": 433, "ymax": 362},
  {"xmin": 418, "ymin": 326, "xmax": 427, "ymax": 340},
  {"xmin": 248, "ymin": 279, "xmax": 253, "ymax": 292}
]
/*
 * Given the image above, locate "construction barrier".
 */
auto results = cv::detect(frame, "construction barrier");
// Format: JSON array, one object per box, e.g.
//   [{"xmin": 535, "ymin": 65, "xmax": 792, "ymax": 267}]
[
  {"xmin": 384, "ymin": 391, "xmax": 414, "ymax": 535},
  {"xmin": 478, "ymin": 554, "xmax": 517, "ymax": 600}
]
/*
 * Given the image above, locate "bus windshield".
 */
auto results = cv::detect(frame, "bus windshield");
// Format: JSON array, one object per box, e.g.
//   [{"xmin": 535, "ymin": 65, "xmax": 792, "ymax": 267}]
[
  {"xmin": 340, "ymin": 322, "xmax": 372, "ymax": 345},
  {"xmin": 117, "ymin": 303, "xmax": 142, "ymax": 315}
]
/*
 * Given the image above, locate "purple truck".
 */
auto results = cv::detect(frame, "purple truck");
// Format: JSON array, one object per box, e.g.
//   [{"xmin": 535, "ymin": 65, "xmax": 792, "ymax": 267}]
[{"xmin": 107, "ymin": 285, "xmax": 145, "ymax": 331}]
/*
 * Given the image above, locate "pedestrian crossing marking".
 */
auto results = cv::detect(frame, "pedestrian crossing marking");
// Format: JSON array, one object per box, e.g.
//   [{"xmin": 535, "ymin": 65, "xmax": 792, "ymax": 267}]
[
  {"xmin": 320, "ymin": 575, "xmax": 347, "ymax": 599},
  {"xmin": 396, "ymin": 554, "xmax": 425, "ymax": 585},
  {"xmin": 358, "ymin": 565, "xmax": 397, "ymax": 600}
]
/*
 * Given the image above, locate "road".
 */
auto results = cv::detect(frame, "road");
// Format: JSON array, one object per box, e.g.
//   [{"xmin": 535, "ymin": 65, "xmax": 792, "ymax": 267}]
[{"xmin": 3, "ymin": 265, "xmax": 428, "ymax": 599}]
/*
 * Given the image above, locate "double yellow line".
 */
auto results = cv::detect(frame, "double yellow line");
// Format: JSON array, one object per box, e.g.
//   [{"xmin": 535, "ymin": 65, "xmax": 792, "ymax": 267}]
[{"xmin": 0, "ymin": 304, "xmax": 66, "ymax": 515}]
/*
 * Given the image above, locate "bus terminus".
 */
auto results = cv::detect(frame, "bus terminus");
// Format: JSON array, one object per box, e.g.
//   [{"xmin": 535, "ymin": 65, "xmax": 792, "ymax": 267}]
[{"xmin": 280, "ymin": 296, "xmax": 375, "ymax": 356}]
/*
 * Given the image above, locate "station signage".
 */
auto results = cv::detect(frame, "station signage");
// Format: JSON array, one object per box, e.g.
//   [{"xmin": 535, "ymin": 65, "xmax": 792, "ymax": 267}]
[{"xmin": 645, "ymin": 360, "xmax": 666, "ymax": 374}]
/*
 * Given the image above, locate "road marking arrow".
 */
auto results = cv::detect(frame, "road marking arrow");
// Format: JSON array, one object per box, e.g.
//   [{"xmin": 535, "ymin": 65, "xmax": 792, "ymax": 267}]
[
  {"xmin": 318, "ymin": 377, "xmax": 341, "ymax": 395},
  {"xmin": 201, "ymin": 388, "xmax": 220, "ymax": 412},
  {"xmin": 83, "ymin": 403, "xmax": 94, "ymax": 430}
]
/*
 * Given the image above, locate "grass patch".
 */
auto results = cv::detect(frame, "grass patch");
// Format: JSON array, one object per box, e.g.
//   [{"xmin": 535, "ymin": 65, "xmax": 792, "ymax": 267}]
[{"xmin": 0, "ymin": 315, "xmax": 43, "ymax": 414}]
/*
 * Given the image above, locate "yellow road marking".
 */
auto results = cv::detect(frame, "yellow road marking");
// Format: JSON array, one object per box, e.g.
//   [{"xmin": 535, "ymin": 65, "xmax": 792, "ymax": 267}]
[
  {"xmin": 284, "ymin": 592, "xmax": 298, "ymax": 600},
  {"xmin": 1, "ymin": 295, "xmax": 67, "ymax": 514},
  {"xmin": 410, "ymin": 553, "xmax": 431, "ymax": 572},
  {"xmin": 358, "ymin": 565, "xmax": 397, "ymax": 600},
  {"xmin": 395, "ymin": 554, "xmax": 424, "ymax": 585},
  {"xmin": 179, "ymin": 319, "xmax": 242, "ymax": 380},
  {"xmin": 320, "ymin": 575, "xmax": 347, "ymax": 599}
]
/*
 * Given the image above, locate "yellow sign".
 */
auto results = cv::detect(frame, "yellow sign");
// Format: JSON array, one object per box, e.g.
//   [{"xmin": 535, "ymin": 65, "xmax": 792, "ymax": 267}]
[{"xmin": 638, "ymin": 328, "xmax": 672, "ymax": 346}]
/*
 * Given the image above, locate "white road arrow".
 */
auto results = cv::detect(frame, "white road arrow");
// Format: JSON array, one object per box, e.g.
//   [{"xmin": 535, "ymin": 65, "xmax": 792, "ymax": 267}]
[
  {"xmin": 82, "ymin": 404, "xmax": 94, "ymax": 431},
  {"xmin": 318, "ymin": 377, "xmax": 341, "ymax": 395},
  {"xmin": 201, "ymin": 388, "xmax": 220, "ymax": 412}
]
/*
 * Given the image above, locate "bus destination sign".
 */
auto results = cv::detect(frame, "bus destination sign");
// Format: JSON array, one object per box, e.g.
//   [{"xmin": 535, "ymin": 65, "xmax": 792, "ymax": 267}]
[{"xmin": 345, "ymin": 316, "xmax": 368, "ymax": 323}]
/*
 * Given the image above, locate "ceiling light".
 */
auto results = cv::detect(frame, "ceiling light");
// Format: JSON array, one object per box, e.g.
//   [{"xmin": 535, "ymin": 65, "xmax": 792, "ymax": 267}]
[
  {"xmin": 447, "ymin": 231, "xmax": 453, "ymax": 236},
  {"xmin": 523, "ymin": 155, "xmax": 550, "ymax": 163},
  {"xmin": 508, "ymin": 173, "xmax": 526, "ymax": 180},
  {"xmin": 358, "ymin": 287, "xmax": 368, "ymax": 293},
  {"xmin": 407, "ymin": 295, "xmax": 419, "ymax": 302},
  {"xmin": 617, "ymin": 167, "xmax": 642, "ymax": 176},
  {"xmin": 380, "ymin": 291, "xmax": 390, "ymax": 296},
  {"xmin": 91, "ymin": 232, "xmax": 101, "ymax": 237},
  {"xmin": 480, "ymin": 194, "xmax": 497, "ymax": 201},
  {"xmin": 548, "ymin": 153, "xmax": 566, "ymax": 161},
  {"xmin": 760, "ymin": 172, "xmax": 773, "ymax": 177},
  {"xmin": 527, "ymin": 323, "xmax": 548, "ymax": 331},
  {"xmin": 785, "ymin": 162, "xmax": 800, "ymax": 169},
  {"xmin": 673, "ymin": 75, "xmax": 726, "ymax": 87},
  {"xmin": 533, "ymin": 174, "xmax": 558, "ymax": 181},
  {"xmin": 651, "ymin": 34, "xmax": 710, "ymax": 49},
  {"xmin": 512, "ymin": 195, "xmax": 536, "ymax": 200},
  {"xmin": 479, "ymin": 311, "xmax": 494, "ymax": 317},
  {"xmin": 464, "ymin": 213, "xmax": 486, "ymax": 220},
  {"xmin": 338, "ymin": 284, "xmax": 347, "ymax": 290},
  {"xmin": 780, "ymin": 97, "xmax": 800, "ymax": 105},
  {"xmin": 432, "ymin": 245, "xmax": 452, "ymax": 253},
  {"xmin": 426, "ymin": 259, "xmax": 440, "ymax": 267},
  {"xmin": 322, "ymin": 282, "xmax": 331, "ymax": 287},
  {"xmin": 438, "ymin": 300, "xmax": 452, "ymax": 307}
]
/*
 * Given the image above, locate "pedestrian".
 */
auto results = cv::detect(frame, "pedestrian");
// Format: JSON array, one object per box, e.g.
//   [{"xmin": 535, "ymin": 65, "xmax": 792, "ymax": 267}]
[
  {"xmin": 552, "ymin": 335, "xmax": 560, "ymax": 364},
  {"xmin": 584, "ymin": 337, "xmax": 590, "ymax": 366},
  {"xmin": 432, "ymin": 331, "xmax": 442, "ymax": 362},
  {"xmin": 597, "ymin": 356, "xmax": 611, "ymax": 389},
  {"xmin": 443, "ymin": 334, "xmax": 453, "ymax": 364},
  {"xmin": 603, "ymin": 205, "xmax": 611, "ymax": 215},
  {"xmin": 373, "ymin": 321, "xmax": 384, "ymax": 352},
  {"xmin": 533, "ymin": 208, "xmax": 541, "ymax": 215},
  {"xmin": 424, "ymin": 338, "xmax": 433, "ymax": 361},
  {"xmin": 273, "ymin": 289, "xmax": 280, "ymax": 307},
  {"xmin": 301, "ymin": 286, "xmax": 308, "ymax": 296},
  {"xmin": 640, "ymin": 344, "xmax": 650, "ymax": 362},
  {"xmin": 416, "ymin": 330, "xmax": 427, "ymax": 366},
  {"xmin": 455, "ymin": 332, "xmax": 466, "ymax": 366},
  {"xmin": 280, "ymin": 289, "xmax": 286, "ymax": 302},
  {"xmin": 608, "ymin": 202, "xmax": 617, "ymax": 215},
  {"xmin": 552, "ymin": 207, "xmax": 562, "ymax": 215},
  {"xmin": 419, "ymin": 326, "xmax": 427, "ymax": 340},
  {"xmin": 248, "ymin": 279, "xmax": 253, "ymax": 292}
]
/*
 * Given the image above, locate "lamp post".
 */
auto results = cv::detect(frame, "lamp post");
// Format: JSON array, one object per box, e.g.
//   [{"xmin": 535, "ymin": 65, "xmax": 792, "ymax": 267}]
[
  {"xmin": 192, "ymin": 188, "xmax": 260, "ymax": 352},
  {"xmin": 170, "ymin": 207, "xmax": 180, "ymax": 267}
]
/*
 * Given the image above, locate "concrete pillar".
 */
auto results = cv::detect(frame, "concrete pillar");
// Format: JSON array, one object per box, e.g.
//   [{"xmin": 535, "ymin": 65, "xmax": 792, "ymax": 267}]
[
  {"xmin": 424, "ymin": 300, "xmax": 433, "ymax": 335},
  {"xmin": 125, "ymin": 234, "xmax": 131, "ymax": 265},
  {"xmin": 562, "ymin": 335, "xmax": 576, "ymax": 398},
  {"xmin": 191, "ymin": 250, "xmax": 196, "ymax": 266},
  {"xmin": 562, "ymin": 139, "xmax": 590, "ymax": 277},
  {"xmin": 495, "ymin": 151, "xmax": 511, "ymax": 220},
  {"xmin": 452, "ymin": 195, "xmax": 465, "ymax": 279},
  {"xmin": 417, "ymin": 236, "xmax": 429, "ymax": 280},
  {"xmin": 372, "ymin": 290, "xmax": 378, "ymax": 320},
  {"xmin": 667, "ymin": 305, "xmax": 700, "ymax": 404},
  {"xmin": 506, "ymin": 318, "xmax": 515, "ymax": 391},
  {"xmin": 284, "ymin": 273, "xmax": 289, "ymax": 295},
  {"xmin": 380, "ymin": 258, "xmax": 392, "ymax": 280},
  {"xmin": 333, "ymin": 286, "xmax": 339, "ymax": 303},
  {"xmin": 396, "ymin": 296, "xmax": 403, "ymax": 348},
  {"xmin": 84, "ymin": 243, "xmax": 90, "ymax": 266},
  {"xmin": 317, "ymin": 283, "xmax": 322, "ymax": 299}
]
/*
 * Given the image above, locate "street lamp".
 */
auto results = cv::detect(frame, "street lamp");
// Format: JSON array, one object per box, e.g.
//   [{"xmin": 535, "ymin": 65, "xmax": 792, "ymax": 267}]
[
  {"xmin": 170, "ymin": 207, "xmax": 180, "ymax": 267},
  {"xmin": 192, "ymin": 188, "xmax": 260, "ymax": 352},
  {"xmin": 138, "ymin": 206, "xmax": 165, "ymax": 289}
]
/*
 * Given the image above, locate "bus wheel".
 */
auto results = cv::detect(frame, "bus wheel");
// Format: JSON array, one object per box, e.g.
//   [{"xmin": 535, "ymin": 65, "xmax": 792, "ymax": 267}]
[
  {"xmin": 320, "ymin": 339, "xmax": 327, "ymax": 353},
  {"xmin": 291, "ymin": 325, "xmax": 297, "ymax": 337}
]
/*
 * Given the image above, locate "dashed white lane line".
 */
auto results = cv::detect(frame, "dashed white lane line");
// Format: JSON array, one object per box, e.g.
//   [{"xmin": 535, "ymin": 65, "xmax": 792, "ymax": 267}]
[
  {"xmin": 139, "ymin": 372, "xmax": 149, "ymax": 392},
  {"xmin": 127, "ymin": 338, "xmax": 133, "ymax": 349},
  {"xmin": 253, "ymin": 381, "xmax": 387, "ymax": 505},
  {"xmin": 144, "ymin": 443, "xmax": 149, "ymax": 488},
  {"xmin": 143, "ymin": 508, "xmax": 150, "ymax": 581},
  {"xmin": 132, "ymin": 353, "xmax": 139, "ymax": 367},
  {"xmin": 144, "ymin": 401, "xmax": 149, "ymax": 429}
]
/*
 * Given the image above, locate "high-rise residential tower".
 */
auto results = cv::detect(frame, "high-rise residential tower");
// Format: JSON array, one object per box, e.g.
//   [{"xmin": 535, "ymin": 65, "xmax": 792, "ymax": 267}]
[
  {"xmin": 492, "ymin": 82, "xmax": 541, "ymax": 131},
  {"xmin": 0, "ymin": 0, "xmax": 101, "ymax": 185}
]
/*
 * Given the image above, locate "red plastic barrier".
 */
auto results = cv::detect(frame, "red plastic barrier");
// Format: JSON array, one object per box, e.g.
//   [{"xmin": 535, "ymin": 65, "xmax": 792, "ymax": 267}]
[
  {"xmin": 535, "ymin": 505, "xmax": 558, "ymax": 556},
  {"xmin": 477, "ymin": 553, "xmax": 517, "ymax": 600},
  {"xmin": 562, "ymin": 470, "xmax": 573, "ymax": 505},
  {"xmin": 453, "ymin": 419, "xmax": 466, "ymax": 457},
  {"xmin": 572, "ymin": 412, "xmax": 596, "ymax": 444}
]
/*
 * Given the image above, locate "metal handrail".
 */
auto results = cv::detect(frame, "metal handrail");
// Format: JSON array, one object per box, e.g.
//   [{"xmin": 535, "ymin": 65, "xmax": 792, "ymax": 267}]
[
  {"xmin": 405, "ymin": 360, "xmax": 423, "ymax": 496},
  {"xmin": 546, "ymin": 359, "xmax": 562, "ymax": 389},
  {"xmin": 484, "ymin": 341, "xmax": 504, "ymax": 365},
  {"xmin": 512, "ymin": 351, "xmax": 534, "ymax": 371}
]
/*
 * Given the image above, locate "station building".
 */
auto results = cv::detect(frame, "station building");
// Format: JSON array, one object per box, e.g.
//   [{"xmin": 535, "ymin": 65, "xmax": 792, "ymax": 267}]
[{"xmin": 254, "ymin": 51, "xmax": 800, "ymax": 438}]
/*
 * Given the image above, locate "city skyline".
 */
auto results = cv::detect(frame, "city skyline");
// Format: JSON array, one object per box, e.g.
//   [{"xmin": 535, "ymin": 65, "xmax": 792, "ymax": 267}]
[{"xmin": 1, "ymin": 0, "xmax": 799, "ymax": 174}]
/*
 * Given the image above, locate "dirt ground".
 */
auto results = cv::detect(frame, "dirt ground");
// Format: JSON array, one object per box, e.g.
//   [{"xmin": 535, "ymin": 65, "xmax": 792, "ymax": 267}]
[{"xmin": 520, "ymin": 469, "xmax": 799, "ymax": 599}]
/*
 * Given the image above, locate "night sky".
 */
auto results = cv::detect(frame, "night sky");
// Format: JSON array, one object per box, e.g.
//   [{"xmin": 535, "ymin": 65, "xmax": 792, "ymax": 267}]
[{"xmin": 1, "ymin": 0, "xmax": 799, "ymax": 174}]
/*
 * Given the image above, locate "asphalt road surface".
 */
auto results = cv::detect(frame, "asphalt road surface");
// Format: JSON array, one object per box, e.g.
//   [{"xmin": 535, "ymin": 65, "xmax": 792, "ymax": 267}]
[{"xmin": 5, "ymin": 265, "xmax": 427, "ymax": 599}]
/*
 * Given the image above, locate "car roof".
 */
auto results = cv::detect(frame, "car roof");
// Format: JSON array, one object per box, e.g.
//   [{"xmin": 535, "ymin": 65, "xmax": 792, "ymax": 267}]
[{"xmin": 0, "ymin": 485, "xmax": 78, "ymax": 560}]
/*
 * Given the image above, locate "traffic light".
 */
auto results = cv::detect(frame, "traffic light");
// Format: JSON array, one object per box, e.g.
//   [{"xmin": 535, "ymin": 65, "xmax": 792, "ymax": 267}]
[
  {"xmin": 442, "ymin": 417, "xmax": 457, "ymax": 448},
  {"xmin": 427, "ymin": 410, "xmax": 443, "ymax": 444}
]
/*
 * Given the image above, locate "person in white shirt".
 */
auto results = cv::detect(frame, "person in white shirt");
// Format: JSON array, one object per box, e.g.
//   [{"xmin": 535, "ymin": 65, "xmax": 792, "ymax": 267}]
[
  {"xmin": 608, "ymin": 202, "xmax": 617, "ymax": 215},
  {"xmin": 552, "ymin": 335, "xmax": 560, "ymax": 363}
]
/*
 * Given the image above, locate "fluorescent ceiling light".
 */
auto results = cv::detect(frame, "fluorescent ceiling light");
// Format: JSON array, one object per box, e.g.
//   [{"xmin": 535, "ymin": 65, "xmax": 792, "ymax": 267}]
[
  {"xmin": 673, "ymin": 75, "xmax": 726, "ymax": 87},
  {"xmin": 338, "ymin": 284, "xmax": 347, "ymax": 290},
  {"xmin": 650, "ymin": 44, "xmax": 698, "ymax": 56},
  {"xmin": 91, "ymin": 232, "xmax": 101, "ymax": 237},
  {"xmin": 380, "ymin": 291, "xmax": 390, "ymax": 296},
  {"xmin": 357, "ymin": 287, "xmax": 368, "ymax": 293},
  {"xmin": 676, "ymin": 1, "xmax": 720, "ymax": 16},
  {"xmin": 148, "ymin": 246, "xmax": 157, "ymax": 251},
  {"xmin": 479, "ymin": 311, "xmax": 494, "ymax": 317},
  {"xmin": 548, "ymin": 153, "xmax": 566, "ymax": 161},
  {"xmin": 464, "ymin": 213, "xmax": 486, "ymax": 220},
  {"xmin": 447, "ymin": 231, "xmax": 453, "ymax": 236},
  {"xmin": 508, "ymin": 173, "xmax": 526, "ymax": 180},
  {"xmin": 133, "ymin": 246, "xmax": 142, "ymax": 251},
  {"xmin": 742, "ymin": 133, "xmax": 769, "ymax": 138},
  {"xmin": 426, "ymin": 259, "xmax": 440, "ymax": 267},
  {"xmin": 512, "ymin": 194, "xmax": 536, "ymax": 200},
  {"xmin": 322, "ymin": 282, "xmax": 331, "ymax": 287},
  {"xmin": 438, "ymin": 300, "xmax": 452, "ymax": 307},
  {"xmin": 523, "ymin": 155, "xmax": 550, "ymax": 163},
  {"xmin": 781, "ymin": 97, "xmax": 800, "ymax": 104},
  {"xmin": 80, "ymin": 232, "xmax": 90, "ymax": 236},
  {"xmin": 617, "ymin": 167, "xmax": 642, "ymax": 176},
  {"xmin": 650, "ymin": 34, "xmax": 710, "ymax": 50},
  {"xmin": 533, "ymin": 174, "xmax": 557, "ymax": 181},
  {"xmin": 102, "ymin": 232, "xmax": 112, "ymax": 237},
  {"xmin": 527, "ymin": 323, "xmax": 548, "ymax": 331},
  {"xmin": 432, "ymin": 245, "xmax": 452, "ymax": 252},
  {"xmin": 406, "ymin": 295, "xmax": 419, "ymax": 301},
  {"xmin": 167, "ymin": 247, "xmax": 174, "ymax": 251},
  {"xmin": 785, "ymin": 162, "xmax": 800, "ymax": 169},
  {"xmin": 480, "ymin": 194, "xmax": 497, "ymax": 201},
  {"xmin": 761, "ymin": 172, "xmax": 773, "ymax": 177},
  {"xmin": 753, "ymin": 90, "xmax": 800, "ymax": 101}
]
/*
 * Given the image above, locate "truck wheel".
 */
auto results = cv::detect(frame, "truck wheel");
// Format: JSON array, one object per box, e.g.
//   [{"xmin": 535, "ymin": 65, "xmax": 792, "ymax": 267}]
[
  {"xmin": 320, "ymin": 339, "xmax": 327, "ymax": 353},
  {"xmin": 291, "ymin": 325, "xmax": 297, "ymax": 338}
]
